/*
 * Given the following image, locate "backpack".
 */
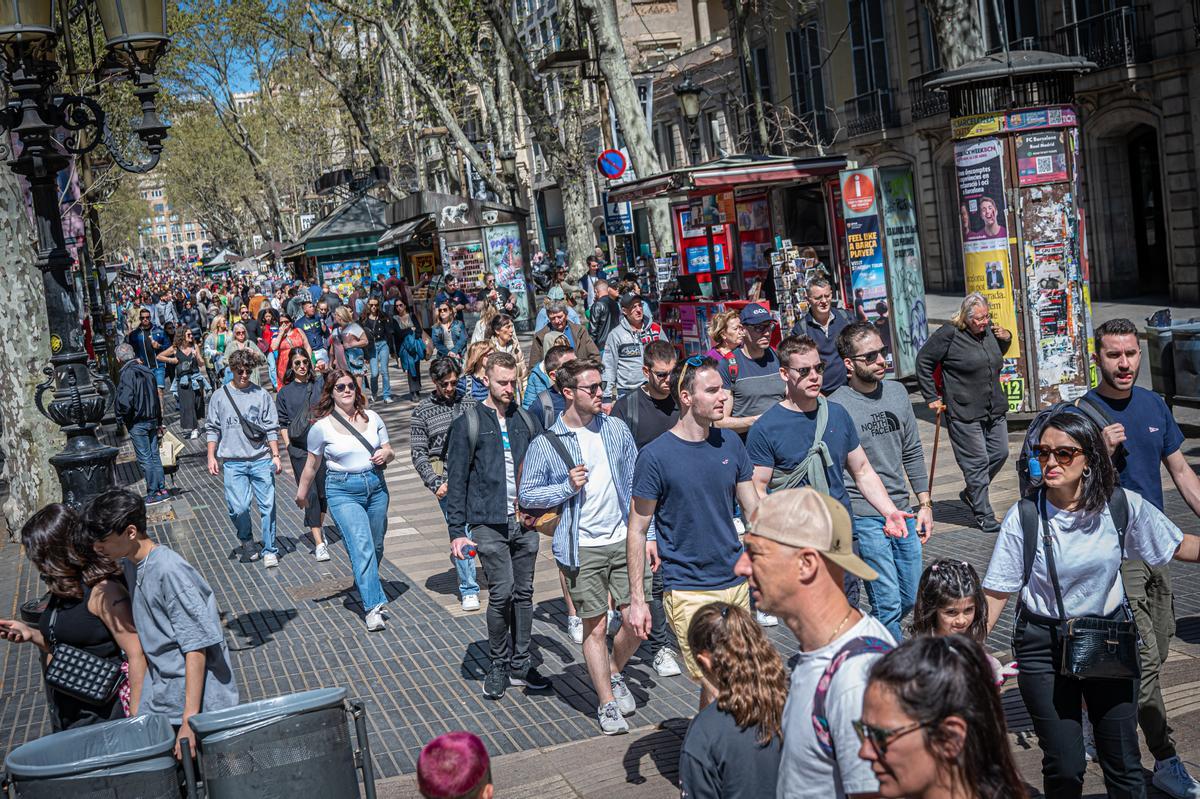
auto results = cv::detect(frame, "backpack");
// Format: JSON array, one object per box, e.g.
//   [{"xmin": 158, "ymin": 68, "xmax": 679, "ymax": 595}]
[
  {"xmin": 539, "ymin": 391, "xmax": 557, "ymax": 427},
  {"xmin": 811, "ymin": 635, "xmax": 894, "ymax": 759},
  {"xmin": 1016, "ymin": 396, "xmax": 1126, "ymax": 495}
]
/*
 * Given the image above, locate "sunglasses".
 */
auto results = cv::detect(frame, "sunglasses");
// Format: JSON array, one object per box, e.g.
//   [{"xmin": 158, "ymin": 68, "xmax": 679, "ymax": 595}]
[
  {"xmin": 852, "ymin": 719, "xmax": 928, "ymax": 756},
  {"xmin": 676, "ymin": 355, "xmax": 706, "ymax": 397},
  {"xmin": 1033, "ymin": 446, "xmax": 1084, "ymax": 466},
  {"xmin": 786, "ymin": 362, "xmax": 826, "ymax": 379},
  {"xmin": 572, "ymin": 383, "xmax": 603, "ymax": 396},
  {"xmin": 232, "ymin": 367, "xmax": 253, "ymax": 375},
  {"xmin": 333, "ymin": 382, "xmax": 357, "ymax": 392},
  {"xmin": 649, "ymin": 368, "xmax": 672, "ymax": 380},
  {"xmin": 850, "ymin": 348, "xmax": 886, "ymax": 363}
]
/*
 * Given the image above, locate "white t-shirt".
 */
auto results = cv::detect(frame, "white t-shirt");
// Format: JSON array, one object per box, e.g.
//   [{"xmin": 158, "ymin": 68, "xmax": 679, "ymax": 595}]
[
  {"xmin": 777, "ymin": 614, "xmax": 894, "ymax": 799},
  {"xmin": 569, "ymin": 418, "xmax": 624, "ymax": 547},
  {"xmin": 306, "ymin": 410, "xmax": 389, "ymax": 472},
  {"xmin": 498, "ymin": 414, "xmax": 517, "ymax": 510},
  {"xmin": 982, "ymin": 488, "xmax": 1182, "ymax": 618}
]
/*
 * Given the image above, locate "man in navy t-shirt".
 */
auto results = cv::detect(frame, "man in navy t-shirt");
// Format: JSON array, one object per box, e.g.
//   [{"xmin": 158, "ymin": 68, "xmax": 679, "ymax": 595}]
[
  {"xmin": 1084, "ymin": 318, "xmax": 1200, "ymax": 797},
  {"xmin": 716, "ymin": 303, "xmax": 785, "ymax": 435},
  {"xmin": 626, "ymin": 354, "xmax": 759, "ymax": 709}
]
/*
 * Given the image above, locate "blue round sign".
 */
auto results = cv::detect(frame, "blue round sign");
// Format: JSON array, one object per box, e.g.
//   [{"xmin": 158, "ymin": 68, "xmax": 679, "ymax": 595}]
[{"xmin": 597, "ymin": 149, "xmax": 627, "ymax": 180}]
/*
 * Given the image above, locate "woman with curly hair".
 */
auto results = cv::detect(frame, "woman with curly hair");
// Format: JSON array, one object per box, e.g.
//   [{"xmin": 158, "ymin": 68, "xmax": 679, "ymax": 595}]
[{"xmin": 680, "ymin": 601, "xmax": 787, "ymax": 798}]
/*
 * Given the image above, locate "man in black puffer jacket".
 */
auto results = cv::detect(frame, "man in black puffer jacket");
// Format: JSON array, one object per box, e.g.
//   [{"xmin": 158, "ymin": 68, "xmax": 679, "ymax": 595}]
[
  {"xmin": 115, "ymin": 342, "xmax": 168, "ymax": 504},
  {"xmin": 587, "ymin": 278, "xmax": 621, "ymax": 352}
]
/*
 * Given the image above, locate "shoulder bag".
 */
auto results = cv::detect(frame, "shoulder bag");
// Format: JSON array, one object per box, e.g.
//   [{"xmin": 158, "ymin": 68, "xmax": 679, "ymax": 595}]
[
  {"xmin": 1018, "ymin": 488, "xmax": 1139, "ymax": 680},
  {"xmin": 768, "ymin": 395, "xmax": 832, "ymax": 493},
  {"xmin": 223, "ymin": 384, "xmax": 270, "ymax": 446},
  {"xmin": 331, "ymin": 409, "xmax": 388, "ymax": 471},
  {"xmin": 43, "ymin": 602, "xmax": 124, "ymax": 706}
]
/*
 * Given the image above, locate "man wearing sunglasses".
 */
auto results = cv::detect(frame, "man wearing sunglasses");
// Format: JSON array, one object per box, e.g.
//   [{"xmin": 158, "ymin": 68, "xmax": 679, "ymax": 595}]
[
  {"xmin": 790, "ymin": 277, "xmax": 854, "ymax": 394},
  {"xmin": 715, "ymin": 303, "xmax": 786, "ymax": 435},
  {"xmin": 832, "ymin": 322, "xmax": 932, "ymax": 641}
]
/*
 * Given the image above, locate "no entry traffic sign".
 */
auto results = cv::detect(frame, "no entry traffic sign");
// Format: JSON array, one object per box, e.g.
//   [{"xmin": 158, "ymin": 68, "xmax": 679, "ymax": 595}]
[{"xmin": 597, "ymin": 149, "xmax": 627, "ymax": 180}]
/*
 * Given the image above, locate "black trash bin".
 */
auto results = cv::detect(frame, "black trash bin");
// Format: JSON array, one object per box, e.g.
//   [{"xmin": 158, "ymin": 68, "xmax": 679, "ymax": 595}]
[
  {"xmin": 1144, "ymin": 319, "xmax": 1176, "ymax": 400},
  {"xmin": 187, "ymin": 687, "xmax": 375, "ymax": 799},
  {"xmin": 1172, "ymin": 322, "xmax": 1200, "ymax": 400},
  {"xmin": 3, "ymin": 714, "xmax": 179, "ymax": 798}
]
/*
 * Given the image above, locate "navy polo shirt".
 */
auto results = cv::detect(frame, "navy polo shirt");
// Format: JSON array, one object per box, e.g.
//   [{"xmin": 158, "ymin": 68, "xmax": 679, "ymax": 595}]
[{"xmin": 791, "ymin": 308, "xmax": 853, "ymax": 394}]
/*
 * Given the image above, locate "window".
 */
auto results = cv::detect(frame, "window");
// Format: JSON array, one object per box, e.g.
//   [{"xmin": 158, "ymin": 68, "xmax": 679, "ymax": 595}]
[
  {"xmin": 919, "ymin": 5, "xmax": 941, "ymax": 71},
  {"xmin": 752, "ymin": 46, "xmax": 773, "ymax": 104},
  {"xmin": 848, "ymin": 0, "xmax": 890, "ymax": 96},
  {"xmin": 153, "ymin": 203, "xmax": 164, "ymax": 213},
  {"xmin": 981, "ymin": 0, "xmax": 1040, "ymax": 51},
  {"xmin": 785, "ymin": 23, "xmax": 827, "ymax": 136}
]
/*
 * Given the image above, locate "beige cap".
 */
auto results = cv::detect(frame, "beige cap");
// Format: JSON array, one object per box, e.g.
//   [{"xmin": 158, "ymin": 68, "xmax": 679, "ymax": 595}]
[{"xmin": 747, "ymin": 487, "xmax": 879, "ymax": 581}]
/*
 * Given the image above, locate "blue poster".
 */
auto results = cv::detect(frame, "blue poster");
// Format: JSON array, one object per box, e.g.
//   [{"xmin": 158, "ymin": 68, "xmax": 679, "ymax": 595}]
[
  {"xmin": 845, "ymin": 214, "xmax": 887, "ymax": 325},
  {"xmin": 369, "ymin": 256, "xmax": 399, "ymax": 282},
  {"xmin": 685, "ymin": 244, "xmax": 724, "ymax": 273}
]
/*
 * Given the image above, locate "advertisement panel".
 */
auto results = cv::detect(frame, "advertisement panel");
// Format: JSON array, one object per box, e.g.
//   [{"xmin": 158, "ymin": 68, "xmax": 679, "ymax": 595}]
[
  {"xmin": 879, "ymin": 167, "xmax": 929, "ymax": 378},
  {"xmin": 369, "ymin": 255, "xmax": 399, "ymax": 283},
  {"xmin": 322, "ymin": 260, "xmax": 368, "ymax": 296},
  {"xmin": 484, "ymin": 224, "xmax": 530, "ymax": 322},
  {"xmin": 1016, "ymin": 131, "xmax": 1068, "ymax": 186}
]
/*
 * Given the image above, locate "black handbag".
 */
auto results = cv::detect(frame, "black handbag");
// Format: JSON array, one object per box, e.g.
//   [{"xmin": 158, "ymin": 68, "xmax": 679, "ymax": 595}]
[
  {"xmin": 1028, "ymin": 489, "xmax": 1140, "ymax": 681},
  {"xmin": 43, "ymin": 604, "xmax": 124, "ymax": 705}
]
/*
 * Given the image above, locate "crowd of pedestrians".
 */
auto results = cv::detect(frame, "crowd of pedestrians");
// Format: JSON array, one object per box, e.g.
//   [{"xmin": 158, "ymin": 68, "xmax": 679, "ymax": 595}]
[{"xmin": 7, "ymin": 258, "xmax": 1200, "ymax": 799}]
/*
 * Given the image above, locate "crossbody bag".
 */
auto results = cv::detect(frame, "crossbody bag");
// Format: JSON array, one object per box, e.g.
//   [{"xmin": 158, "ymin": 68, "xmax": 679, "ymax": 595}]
[
  {"xmin": 223, "ymin": 384, "xmax": 271, "ymax": 446},
  {"xmin": 1018, "ymin": 488, "xmax": 1139, "ymax": 680},
  {"xmin": 768, "ymin": 395, "xmax": 832, "ymax": 493},
  {"xmin": 331, "ymin": 410, "xmax": 387, "ymax": 471},
  {"xmin": 43, "ymin": 602, "xmax": 124, "ymax": 706}
]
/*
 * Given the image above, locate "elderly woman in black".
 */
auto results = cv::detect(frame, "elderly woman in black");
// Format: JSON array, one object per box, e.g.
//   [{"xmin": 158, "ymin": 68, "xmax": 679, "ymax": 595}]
[
  {"xmin": 0, "ymin": 504, "xmax": 146, "ymax": 730},
  {"xmin": 916, "ymin": 292, "xmax": 1012, "ymax": 533},
  {"xmin": 982, "ymin": 412, "xmax": 1200, "ymax": 799}
]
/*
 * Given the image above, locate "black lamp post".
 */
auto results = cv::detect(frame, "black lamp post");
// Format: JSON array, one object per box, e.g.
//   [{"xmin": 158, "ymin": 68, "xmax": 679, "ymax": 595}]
[
  {"xmin": 674, "ymin": 76, "xmax": 703, "ymax": 165},
  {"xmin": 0, "ymin": 0, "xmax": 170, "ymax": 508},
  {"xmin": 498, "ymin": 150, "xmax": 518, "ymax": 207}
]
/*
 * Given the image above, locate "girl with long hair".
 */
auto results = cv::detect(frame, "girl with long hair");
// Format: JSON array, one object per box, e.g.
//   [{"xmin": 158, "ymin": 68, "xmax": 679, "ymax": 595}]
[
  {"xmin": 858, "ymin": 635, "xmax": 1025, "ymax": 799},
  {"xmin": 157, "ymin": 327, "xmax": 208, "ymax": 438},
  {"xmin": 388, "ymin": 297, "xmax": 425, "ymax": 402},
  {"xmin": 461, "ymin": 340, "xmax": 495, "ymax": 402},
  {"xmin": 259, "ymin": 307, "xmax": 281, "ymax": 390},
  {"xmin": 679, "ymin": 602, "xmax": 787, "ymax": 798},
  {"xmin": 268, "ymin": 311, "xmax": 312, "ymax": 391},
  {"xmin": 982, "ymin": 411, "xmax": 1200, "ymax": 798},
  {"xmin": 203, "ymin": 315, "xmax": 229, "ymax": 385},
  {"xmin": 0, "ymin": 504, "xmax": 146, "ymax": 730},
  {"xmin": 276, "ymin": 349, "xmax": 329, "ymax": 562},
  {"xmin": 295, "ymin": 368, "xmax": 396, "ymax": 632},
  {"xmin": 432, "ymin": 301, "xmax": 468, "ymax": 360},
  {"xmin": 361, "ymin": 297, "xmax": 394, "ymax": 404}
]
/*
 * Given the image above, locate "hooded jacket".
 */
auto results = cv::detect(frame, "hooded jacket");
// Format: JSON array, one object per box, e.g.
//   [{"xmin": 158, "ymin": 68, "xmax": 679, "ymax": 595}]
[{"xmin": 601, "ymin": 317, "xmax": 664, "ymax": 400}]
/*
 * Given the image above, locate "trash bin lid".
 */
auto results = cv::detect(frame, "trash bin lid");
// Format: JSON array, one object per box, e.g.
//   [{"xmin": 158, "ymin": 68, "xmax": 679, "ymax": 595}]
[
  {"xmin": 5, "ymin": 715, "xmax": 176, "ymax": 779},
  {"xmin": 188, "ymin": 687, "xmax": 348, "ymax": 736}
]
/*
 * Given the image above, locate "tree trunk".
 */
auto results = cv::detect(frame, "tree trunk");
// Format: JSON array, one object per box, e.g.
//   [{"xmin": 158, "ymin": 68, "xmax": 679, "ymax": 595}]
[
  {"xmin": 726, "ymin": 0, "xmax": 768, "ymax": 153},
  {"xmin": 0, "ymin": 168, "xmax": 63, "ymax": 537},
  {"xmin": 580, "ymin": 0, "xmax": 673, "ymax": 256},
  {"xmin": 923, "ymin": 0, "xmax": 986, "ymax": 69}
]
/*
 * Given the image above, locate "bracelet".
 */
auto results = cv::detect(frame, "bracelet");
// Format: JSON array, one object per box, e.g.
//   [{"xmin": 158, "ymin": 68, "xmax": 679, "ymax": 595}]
[{"xmin": 918, "ymin": 501, "xmax": 933, "ymax": 509}]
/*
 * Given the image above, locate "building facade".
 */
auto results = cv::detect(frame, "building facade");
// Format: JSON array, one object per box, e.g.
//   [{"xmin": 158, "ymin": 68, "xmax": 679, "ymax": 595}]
[{"xmin": 136, "ymin": 179, "xmax": 213, "ymax": 266}]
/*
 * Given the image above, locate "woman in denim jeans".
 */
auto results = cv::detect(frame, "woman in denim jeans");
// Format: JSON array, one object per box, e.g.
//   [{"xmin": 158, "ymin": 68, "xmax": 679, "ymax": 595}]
[{"xmin": 295, "ymin": 368, "xmax": 396, "ymax": 632}]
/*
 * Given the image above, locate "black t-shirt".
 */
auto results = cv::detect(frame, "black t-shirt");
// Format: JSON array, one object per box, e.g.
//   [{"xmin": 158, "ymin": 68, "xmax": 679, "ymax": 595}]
[
  {"xmin": 678, "ymin": 703, "xmax": 783, "ymax": 799},
  {"xmin": 611, "ymin": 387, "xmax": 679, "ymax": 450}
]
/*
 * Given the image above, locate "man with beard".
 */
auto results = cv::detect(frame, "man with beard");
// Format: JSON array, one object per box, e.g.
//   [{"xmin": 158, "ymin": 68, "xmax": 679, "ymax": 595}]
[
  {"xmin": 831, "ymin": 322, "xmax": 932, "ymax": 640},
  {"xmin": 1083, "ymin": 318, "xmax": 1200, "ymax": 798}
]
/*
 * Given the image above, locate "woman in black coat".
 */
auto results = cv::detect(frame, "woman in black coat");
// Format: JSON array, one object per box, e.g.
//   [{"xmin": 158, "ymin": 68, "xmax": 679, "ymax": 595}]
[{"xmin": 916, "ymin": 291, "xmax": 1013, "ymax": 533}]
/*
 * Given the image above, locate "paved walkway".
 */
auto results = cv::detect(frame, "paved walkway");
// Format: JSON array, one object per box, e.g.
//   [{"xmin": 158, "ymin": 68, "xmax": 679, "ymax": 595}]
[{"xmin": 1, "ymin": 316, "xmax": 1200, "ymax": 797}]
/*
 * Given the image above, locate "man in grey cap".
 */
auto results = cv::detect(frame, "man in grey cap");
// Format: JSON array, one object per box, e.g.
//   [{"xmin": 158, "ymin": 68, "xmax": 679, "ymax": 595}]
[{"xmin": 734, "ymin": 487, "xmax": 894, "ymax": 799}]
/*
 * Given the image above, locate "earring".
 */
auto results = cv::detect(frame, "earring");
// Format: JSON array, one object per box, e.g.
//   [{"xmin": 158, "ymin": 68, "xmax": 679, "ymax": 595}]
[{"xmin": 1082, "ymin": 466, "xmax": 1092, "ymax": 478}]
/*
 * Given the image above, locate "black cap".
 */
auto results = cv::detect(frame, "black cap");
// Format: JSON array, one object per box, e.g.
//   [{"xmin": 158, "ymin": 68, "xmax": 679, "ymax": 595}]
[{"xmin": 619, "ymin": 293, "xmax": 641, "ymax": 309}]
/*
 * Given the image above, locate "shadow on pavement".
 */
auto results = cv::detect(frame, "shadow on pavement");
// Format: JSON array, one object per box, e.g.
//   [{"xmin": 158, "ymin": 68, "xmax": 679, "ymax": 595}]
[{"xmin": 622, "ymin": 718, "xmax": 688, "ymax": 786}]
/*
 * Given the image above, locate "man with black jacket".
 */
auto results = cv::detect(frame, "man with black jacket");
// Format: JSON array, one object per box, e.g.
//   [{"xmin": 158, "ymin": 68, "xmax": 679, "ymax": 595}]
[
  {"xmin": 445, "ymin": 350, "xmax": 550, "ymax": 699},
  {"xmin": 587, "ymin": 279, "xmax": 620, "ymax": 351},
  {"xmin": 115, "ymin": 343, "xmax": 169, "ymax": 505}
]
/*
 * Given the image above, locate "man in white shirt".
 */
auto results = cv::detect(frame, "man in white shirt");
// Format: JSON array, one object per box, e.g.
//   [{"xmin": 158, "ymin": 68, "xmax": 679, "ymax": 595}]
[
  {"xmin": 518, "ymin": 359, "xmax": 644, "ymax": 735},
  {"xmin": 734, "ymin": 487, "xmax": 894, "ymax": 799}
]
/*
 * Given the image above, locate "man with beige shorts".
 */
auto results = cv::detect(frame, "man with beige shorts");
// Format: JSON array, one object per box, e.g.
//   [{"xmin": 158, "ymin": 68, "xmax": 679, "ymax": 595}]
[{"xmin": 626, "ymin": 355, "xmax": 760, "ymax": 709}]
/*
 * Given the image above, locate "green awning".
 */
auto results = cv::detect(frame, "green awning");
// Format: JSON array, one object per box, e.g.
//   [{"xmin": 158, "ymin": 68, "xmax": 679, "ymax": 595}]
[{"xmin": 302, "ymin": 235, "xmax": 382, "ymax": 258}]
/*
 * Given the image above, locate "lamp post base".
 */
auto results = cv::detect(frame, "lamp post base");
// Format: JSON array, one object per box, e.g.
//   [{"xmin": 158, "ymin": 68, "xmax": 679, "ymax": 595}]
[{"xmin": 48, "ymin": 431, "xmax": 117, "ymax": 509}]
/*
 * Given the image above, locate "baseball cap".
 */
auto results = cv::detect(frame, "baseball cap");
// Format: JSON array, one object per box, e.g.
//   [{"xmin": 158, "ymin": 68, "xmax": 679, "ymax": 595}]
[
  {"xmin": 739, "ymin": 302, "xmax": 774, "ymax": 326},
  {"xmin": 619, "ymin": 292, "xmax": 641, "ymax": 309},
  {"xmin": 747, "ymin": 487, "xmax": 878, "ymax": 580}
]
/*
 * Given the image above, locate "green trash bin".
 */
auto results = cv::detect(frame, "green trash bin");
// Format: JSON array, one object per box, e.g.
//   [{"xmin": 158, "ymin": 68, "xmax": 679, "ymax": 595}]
[
  {"xmin": 3, "ymin": 714, "xmax": 179, "ymax": 798},
  {"xmin": 187, "ymin": 687, "xmax": 375, "ymax": 799}
]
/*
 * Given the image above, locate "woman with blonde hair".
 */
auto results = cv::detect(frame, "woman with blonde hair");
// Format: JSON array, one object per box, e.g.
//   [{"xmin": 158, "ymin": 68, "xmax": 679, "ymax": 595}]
[
  {"xmin": 204, "ymin": 314, "xmax": 230, "ymax": 384},
  {"xmin": 680, "ymin": 602, "xmax": 787, "ymax": 797},
  {"xmin": 487, "ymin": 314, "xmax": 527, "ymax": 399},
  {"xmin": 915, "ymin": 291, "xmax": 1012, "ymax": 533},
  {"xmin": 471, "ymin": 302, "xmax": 499, "ymax": 345},
  {"xmin": 222, "ymin": 321, "xmax": 257, "ymax": 383},
  {"xmin": 705, "ymin": 310, "xmax": 744, "ymax": 362},
  {"xmin": 461, "ymin": 340, "xmax": 495, "ymax": 402}
]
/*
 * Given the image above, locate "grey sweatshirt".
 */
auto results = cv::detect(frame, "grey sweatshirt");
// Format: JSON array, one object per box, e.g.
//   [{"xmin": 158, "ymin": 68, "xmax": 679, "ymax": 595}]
[
  {"xmin": 601, "ymin": 318, "xmax": 660, "ymax": 400},
  {"xmin": 205, "ymin": 383, "xmax": 279, "ymax": 460},
  {"xmin": 831, "ymin": 380, "xmax": 928, "ymax": 517}
]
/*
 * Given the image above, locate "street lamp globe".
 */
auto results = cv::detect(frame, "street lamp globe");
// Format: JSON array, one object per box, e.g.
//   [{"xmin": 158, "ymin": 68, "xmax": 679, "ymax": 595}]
[
  {"xmin": 96, "ymin": 0, "xmax": 169, "ymax": 69},
  {"xmin": 674, "ymin": 76, "xmax": 702, "ymax": 122},
  {"xmin": 499, "ymin": 151, "xmax": 517, "ymax": 180},
  {"xmin": 0, "ymin": 0, "xmax": 56, "ymax": 57}
]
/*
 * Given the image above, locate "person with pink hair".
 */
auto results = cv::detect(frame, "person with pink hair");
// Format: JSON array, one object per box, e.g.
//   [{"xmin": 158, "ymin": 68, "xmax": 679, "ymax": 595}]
[{"xmin": 417, "ymin": 731, "xmax": 493, "ymax": 799}]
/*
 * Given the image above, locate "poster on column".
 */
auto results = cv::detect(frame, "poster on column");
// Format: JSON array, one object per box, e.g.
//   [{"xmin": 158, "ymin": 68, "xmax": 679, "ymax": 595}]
[
  {"xmin": 484, "ymin": 224, "xmax": 531, "ymax": 322},
  {"xmin": 955, "ymin": 138, "xmax": 1021, "ymax": 357},
  {"xmin": 879, "ymin": 167, "xmax": 929, "ymax": 379},
  {"xmin": 839, "ymin": 168, "xmax": 888, "ymax": 348}
]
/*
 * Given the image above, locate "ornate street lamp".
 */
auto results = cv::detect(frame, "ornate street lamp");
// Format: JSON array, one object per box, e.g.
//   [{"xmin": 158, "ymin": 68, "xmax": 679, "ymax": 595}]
[
  {"xmin": 498, "ymin": 150, "xmax": 517, "ymax": 206},
  {"xmin": 673, "ymin": 76, "xmax": 704, "ymax": 165},
  {"xmin": 0, "ymin": 0, "xmax": 171, "ymax": 508}
]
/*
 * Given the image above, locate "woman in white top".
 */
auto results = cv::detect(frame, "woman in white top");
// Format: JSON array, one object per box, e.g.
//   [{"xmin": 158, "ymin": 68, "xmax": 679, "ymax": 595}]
[
  {"xmin": 981, "ymin": 411, "xmax": 1200, "ymax": 799},
  {"xmin": 295, "ymin": 368, "xmax": 396, "ymax": 632}
]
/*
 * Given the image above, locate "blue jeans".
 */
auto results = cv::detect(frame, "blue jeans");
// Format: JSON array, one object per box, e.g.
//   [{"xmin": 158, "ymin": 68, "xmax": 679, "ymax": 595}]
[
  {"xmin": 326, "ymin": 469, "xmax": 389, "ymax": 611},
  {"xmin": 369, "ymin": 340, "xmax": 392, "ymax": 401},
  {"xmin": 128, "ymin": 420, "xmax": 165, "ymax": 496},
  {"xmin": 855, "ymin": 515, "xmax": 922, "ymax": 640},
  {"xmin": 439, "ymin": 496, "xmax": 478, "ymax": 597},
  {"xmin": 222, "ymin": 457, "xmax": 278, "ymax": 554},
  {"xmin": 267, "ymin": 351, "xmax": 278, "ymax": 389}
]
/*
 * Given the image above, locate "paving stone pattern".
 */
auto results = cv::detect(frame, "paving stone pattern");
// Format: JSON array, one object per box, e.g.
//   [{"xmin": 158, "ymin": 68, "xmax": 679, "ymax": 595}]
[{"xmin": 2, "ymin": 354, "xmax": 1200, "ymax": 795}]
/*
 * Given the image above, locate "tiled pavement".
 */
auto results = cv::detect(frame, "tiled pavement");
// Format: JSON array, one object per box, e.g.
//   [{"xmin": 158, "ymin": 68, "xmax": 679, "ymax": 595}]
[{"xmin": 2, "ymin": 343, "xmax": 1200, "ymax": 797}]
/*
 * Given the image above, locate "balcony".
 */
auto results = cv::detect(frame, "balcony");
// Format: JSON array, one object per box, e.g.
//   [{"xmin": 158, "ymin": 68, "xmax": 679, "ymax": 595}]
[
  {"xmin": 1054, "ymin": 5, "xmax": 1152, "ymax": 69},
  {"xmin": 844, "ymin": 88, "xmax": 900, "ymax": 137},
  {"xmin": 908, "ymin": 69, "xmax": 947, "ymax": 119}
]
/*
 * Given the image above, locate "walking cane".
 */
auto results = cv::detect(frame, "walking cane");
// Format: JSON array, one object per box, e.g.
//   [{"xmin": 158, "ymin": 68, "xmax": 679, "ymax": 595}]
[{"xmin": 929, "ymin": 406, "xmax": 943, "ymax": 485}]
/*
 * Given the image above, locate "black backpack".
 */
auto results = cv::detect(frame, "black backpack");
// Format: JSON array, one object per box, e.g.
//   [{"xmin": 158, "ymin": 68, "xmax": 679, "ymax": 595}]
[{"xmin": 1016, "ymin": 395, "xmax": 1127, "ymax": 495}]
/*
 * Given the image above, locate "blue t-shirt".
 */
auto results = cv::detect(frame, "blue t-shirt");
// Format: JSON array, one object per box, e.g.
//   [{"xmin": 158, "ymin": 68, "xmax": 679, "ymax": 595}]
[
  {"xmin": 296, "ymin": 315, "xmax": 324, "ymax": 350},
  {"xmin": 745, "ymin": 400, "xmax": 861, "ymax": 513},
  {"xmin": 632, "ymin": 428, "xmax": 753, "ymax": 590},
  {"xmin": 717, "ymin": 348, "xmax": 786, "ymax": 419},
  {"xmin": 1083, "ymin": 387, "xmax": 1183, "ymax": 511}
]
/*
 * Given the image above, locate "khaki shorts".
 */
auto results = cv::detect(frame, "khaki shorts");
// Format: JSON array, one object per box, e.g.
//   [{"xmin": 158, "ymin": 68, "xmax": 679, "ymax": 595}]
[
  {"xmin": 664, "ymin": 583, "xmax": 750, "ymax": 681},
  {"xmin": 559, "ymin": 540, "xmax": 651, "ymax": 620}
]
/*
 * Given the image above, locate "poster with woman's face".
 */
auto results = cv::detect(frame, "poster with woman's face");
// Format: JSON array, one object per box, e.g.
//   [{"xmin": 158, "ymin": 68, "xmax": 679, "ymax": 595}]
[{"xmin": 954, "ymin": 138, "xmax": 1009, "ymax": 245}]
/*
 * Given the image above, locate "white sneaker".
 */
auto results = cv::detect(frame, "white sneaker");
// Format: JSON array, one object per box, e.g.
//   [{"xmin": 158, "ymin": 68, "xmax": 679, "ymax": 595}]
[
  {"xmin": 567, "ymin": 615, "xmax": 583, "ymax": 644},
  {"xmin": 756, "ymin": 610, "xmax": 779, "ymax": 627},
  {"xmin": 365, "ymin": 606, "xmax": 386, "ymax": 632},
  {"xmin": 461, "ymin": 594, "xmax": 481, "ymax": 612},
  {"xmin": 188, "ymin": 430, "xmax": 199, "ymax": 440},
  {"xmin": 263, "ymin": 552, "xmax": 279, "ymax": 568},
  {"xmin": 652, "ymin": 649, "xmax": 682, "ymax": 677},
  {"xmin": 610, "ymin": 673, "xmax": 636, "ymax": 716},
  {"xmin": 314, "ymin": 543, "xmax": 330, "ymax": 562},
  {"xmin": 597, "ymin": 701, "xmax": 628, "ymax": 735},
  {"xmin": 1082, "ymin": 713, "xmax": 1097, "ymax": 762},
  {"xmin": 1154, "ymin": 756, "xmax": 1200, "ymax": 799}
]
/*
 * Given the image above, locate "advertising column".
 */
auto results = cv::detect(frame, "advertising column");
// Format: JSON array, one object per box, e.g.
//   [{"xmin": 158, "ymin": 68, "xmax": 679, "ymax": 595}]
[
  {"xmin": 840, "ymin": 168, "xmax": 892, "ymax": 367},
  {"xmin": 879, "ymin": 167, "xmax": 930, "ymax": 378}
]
